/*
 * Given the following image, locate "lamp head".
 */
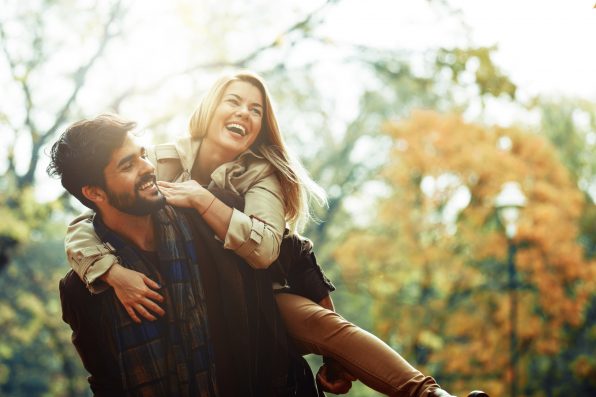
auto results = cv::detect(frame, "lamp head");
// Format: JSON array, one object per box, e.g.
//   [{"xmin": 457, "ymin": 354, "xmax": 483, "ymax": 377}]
[{"xmin": 495, "ymin": 182, "xmax": 526, "ymax": 239}]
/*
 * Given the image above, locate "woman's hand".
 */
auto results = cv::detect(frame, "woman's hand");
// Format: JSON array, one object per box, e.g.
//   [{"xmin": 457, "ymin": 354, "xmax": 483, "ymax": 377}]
[
  {"xmin": 157, "ymin": 180, "xmax": 207, "ymax": 209},
  {"xmin": 102, "ymin": 264, "xmax": 165, "ymax": 323}
]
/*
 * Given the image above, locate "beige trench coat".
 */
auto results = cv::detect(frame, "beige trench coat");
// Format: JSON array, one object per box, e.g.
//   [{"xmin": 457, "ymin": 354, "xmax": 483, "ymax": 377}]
[{"xmin": 65, "ymin": 136, "xmax": 286, "ymax": 292}]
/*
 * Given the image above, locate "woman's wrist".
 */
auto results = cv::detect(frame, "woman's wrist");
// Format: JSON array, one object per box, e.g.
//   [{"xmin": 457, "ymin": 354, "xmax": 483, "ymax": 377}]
[
  {"xmin": 100, "ymin": 262, "xmax": 122, "ymax": 286},
  {"xmin": 191, "ymin": 190, "xmax": 216, "ymax": 215},
  {"xmin": 201, "ymin": 195, "xmax": 217, "ymax": 216}
]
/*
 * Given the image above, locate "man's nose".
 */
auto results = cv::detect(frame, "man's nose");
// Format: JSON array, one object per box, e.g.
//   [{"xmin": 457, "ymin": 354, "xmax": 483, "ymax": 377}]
[{"xmin": 140, "ymin": 156, "xmax": 155, "ymax": 174}]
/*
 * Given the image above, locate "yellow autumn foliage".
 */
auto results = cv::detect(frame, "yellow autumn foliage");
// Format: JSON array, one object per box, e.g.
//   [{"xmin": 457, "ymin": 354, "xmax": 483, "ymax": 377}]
[{"xmin": 335, "ymin": 111, "xmax": 595, "ymax": 395}]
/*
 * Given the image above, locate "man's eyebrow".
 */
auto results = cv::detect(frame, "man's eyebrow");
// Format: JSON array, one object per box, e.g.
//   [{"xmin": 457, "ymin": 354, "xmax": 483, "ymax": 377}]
[
  {"xmin": 116, "ymin": 154, "xmax": 135, "ymax": 168},
  {"xmin": 116, "ymin": 147, "xmax": 144, "ymax": 168}
]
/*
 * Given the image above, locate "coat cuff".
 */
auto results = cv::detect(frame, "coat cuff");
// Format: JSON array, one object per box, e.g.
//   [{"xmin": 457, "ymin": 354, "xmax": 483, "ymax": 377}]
[
  {"xmin": 83, "ymin": 255, "xmax": 117, "ymax": 294},
  {"xmin": 224, "ymin": 208, "xmax": 266, "ymax": 259}
]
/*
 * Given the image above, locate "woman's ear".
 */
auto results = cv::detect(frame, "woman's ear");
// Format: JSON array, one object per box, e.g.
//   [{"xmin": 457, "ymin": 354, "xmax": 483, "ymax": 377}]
[{"xmin": 81, "ymin": 185, "xmax": 106, "ymax": 205}]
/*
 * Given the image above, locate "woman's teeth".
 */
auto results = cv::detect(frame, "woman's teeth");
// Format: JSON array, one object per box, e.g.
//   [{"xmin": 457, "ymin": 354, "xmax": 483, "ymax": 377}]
[{"xmin": 226, "ymin": 123, "xmax": 246, "ymax": 136}]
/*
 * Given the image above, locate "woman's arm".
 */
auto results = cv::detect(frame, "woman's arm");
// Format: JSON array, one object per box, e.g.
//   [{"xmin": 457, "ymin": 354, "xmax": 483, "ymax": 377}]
[
  {"xmin": 65, "ymin": 213, "xmax": 164, "ymax": 323},
  {"xmin": 158, "ymin": 171, "xmax": 285, "ymax": 269},
  {"xmin": 65, "ymin": 212, "xmax": 117, "ymax": 292}
]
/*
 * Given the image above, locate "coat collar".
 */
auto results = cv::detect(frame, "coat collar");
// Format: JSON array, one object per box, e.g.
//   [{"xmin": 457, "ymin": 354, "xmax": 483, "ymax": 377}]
[{"xmin": 174, "ymin": 135, "xmax": 264, "ymax": 175}]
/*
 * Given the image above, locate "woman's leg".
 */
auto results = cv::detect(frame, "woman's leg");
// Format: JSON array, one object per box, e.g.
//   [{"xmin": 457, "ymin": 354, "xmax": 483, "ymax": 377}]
[{"xmin": 275, "ymin": 293, "xmax": 443, "ymax": 397}]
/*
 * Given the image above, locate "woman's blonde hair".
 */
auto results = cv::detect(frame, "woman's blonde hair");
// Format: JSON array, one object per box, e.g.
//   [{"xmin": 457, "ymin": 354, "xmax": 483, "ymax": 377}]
[{"xmin": 188, "ymin": 71, "xmax": 326, "ymax": 231}]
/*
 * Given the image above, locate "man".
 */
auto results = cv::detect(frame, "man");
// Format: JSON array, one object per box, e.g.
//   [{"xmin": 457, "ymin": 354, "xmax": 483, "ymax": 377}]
[{"xmin": 48, "ymin": 114, "xmax": 322, "ymax": 396}]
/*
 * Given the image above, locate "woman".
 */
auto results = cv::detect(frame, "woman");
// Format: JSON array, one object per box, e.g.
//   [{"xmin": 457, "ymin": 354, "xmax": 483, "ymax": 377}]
[{"xmin": 66, "ymin": 71, "xmax": 484, "ymax": 397}]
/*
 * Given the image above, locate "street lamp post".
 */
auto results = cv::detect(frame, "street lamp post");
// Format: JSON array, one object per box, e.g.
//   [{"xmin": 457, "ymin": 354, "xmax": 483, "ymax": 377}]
[{"xmin": 495, "ymin": 182, "xmax": 526, "ymax": 397}]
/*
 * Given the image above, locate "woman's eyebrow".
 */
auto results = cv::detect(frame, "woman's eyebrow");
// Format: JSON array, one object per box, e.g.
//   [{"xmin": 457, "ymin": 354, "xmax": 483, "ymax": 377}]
[{"xmin": 225, "ymin": 93, "xmax": 262, "ymax": 108}]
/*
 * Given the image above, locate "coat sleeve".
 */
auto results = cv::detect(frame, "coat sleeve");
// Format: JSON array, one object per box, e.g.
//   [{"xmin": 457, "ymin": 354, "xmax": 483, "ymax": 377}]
[
  {"xmin": 222, "ymin": 171, "xmax": 286, "ymax": 269},
  {"xmin": 64, "ymin": 211, "xmax": 117, "ymax": 293}
]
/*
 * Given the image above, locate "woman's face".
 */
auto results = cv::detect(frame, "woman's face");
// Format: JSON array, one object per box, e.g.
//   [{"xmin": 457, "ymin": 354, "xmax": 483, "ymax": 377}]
[{"xmin": 205, "ymin": 80, "xmax": 264, "ymax": 159}]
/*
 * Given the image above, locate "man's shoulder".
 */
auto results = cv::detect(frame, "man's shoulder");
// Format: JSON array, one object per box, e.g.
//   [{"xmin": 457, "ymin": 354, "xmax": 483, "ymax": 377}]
[
  {"xmin": 59, "ymin": 270, "xmax": 101, "ymax": 325},
  {"xmin": 60, "ymin": 268, "xmax": 86, "ymax": 289},
  {"xmin": 60, "ymin": 269, "xmax": 105, "ymax": 302}
]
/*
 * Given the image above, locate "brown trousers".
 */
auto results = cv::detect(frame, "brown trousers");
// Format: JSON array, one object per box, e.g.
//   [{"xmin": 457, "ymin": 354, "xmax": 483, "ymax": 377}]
[{"xmin": 276, "ymin": 293, "xmax": 442, "ymax": 397}]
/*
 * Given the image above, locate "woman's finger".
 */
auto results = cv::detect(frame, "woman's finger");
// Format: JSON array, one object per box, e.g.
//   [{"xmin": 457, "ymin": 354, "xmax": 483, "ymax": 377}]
[
  {"xmin": 146, "ymin": 289, "xmax": 165, "ymax": 303},
  {"xmin": 142, "ymin": 275, "xmax": 161, "ymax": 291},
  {"xmin": 135, "ymin": 304, "xmax": 157, "ymax": 321},
  {"xmin": 142, "ymin": 298, "xmax": 165, "ymax": 317},
  {"xmin": 125, "ymin": 306, "xmax": 142, "ymax": 324}
]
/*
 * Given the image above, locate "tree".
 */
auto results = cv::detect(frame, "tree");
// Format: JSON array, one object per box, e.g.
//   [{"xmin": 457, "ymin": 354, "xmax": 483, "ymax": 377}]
[
  {"xmin": 0, "ymin": 2, "xmax": 128, "ymax": 394},
  {"xmin": 335, "ymin": 111, "xmax": 596, "ymax": 396},
  {"xmin": 534, "ymin": 97, "xmax": 596, "ymax": 256}
]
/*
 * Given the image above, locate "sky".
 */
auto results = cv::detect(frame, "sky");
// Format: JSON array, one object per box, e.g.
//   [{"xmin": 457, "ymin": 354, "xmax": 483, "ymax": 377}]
[
  {"xmin": 454, "ymin": 0, "xmax": 596, "ymax": 99},
  {"xmin": 320, "ymin": 0, "xmax": 596, "ymax": 99},
  {"xmin": 311, "ymin": 0, "xmax": 596, "ymax": 127}
]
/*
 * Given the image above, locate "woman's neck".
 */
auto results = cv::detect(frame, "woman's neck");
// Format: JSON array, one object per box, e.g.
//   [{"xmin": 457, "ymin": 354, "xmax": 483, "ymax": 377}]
[{"xmin": 192, "ymin": 138, "xmax": 237, "ymax": 185}]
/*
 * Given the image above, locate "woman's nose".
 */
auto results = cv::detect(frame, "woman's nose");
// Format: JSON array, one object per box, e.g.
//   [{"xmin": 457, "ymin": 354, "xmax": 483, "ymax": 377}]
[{"xmin": 235, "ymin": 104, "xmax": 249, "ymax": 118}]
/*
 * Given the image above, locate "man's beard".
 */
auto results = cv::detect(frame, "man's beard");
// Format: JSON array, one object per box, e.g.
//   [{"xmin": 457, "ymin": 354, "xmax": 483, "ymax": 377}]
[{"xmin": 106, "ymin": 177, "xmax": 166, "ymax": 216}]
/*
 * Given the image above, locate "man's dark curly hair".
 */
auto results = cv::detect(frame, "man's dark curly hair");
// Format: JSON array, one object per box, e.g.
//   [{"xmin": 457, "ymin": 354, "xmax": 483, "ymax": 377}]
[{"xmin": 47, "ymin": 114, "xmax": 136, "ymax": 210}]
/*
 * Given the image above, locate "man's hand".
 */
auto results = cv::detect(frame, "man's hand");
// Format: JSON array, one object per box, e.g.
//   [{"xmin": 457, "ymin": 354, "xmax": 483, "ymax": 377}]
[
  {"xmin": 102, "ymin": 264, "xmax": 165, "ymax": 323},
  {"xmin": 317, "ymin": 358, "xmax": 357, "ymax": 395}
]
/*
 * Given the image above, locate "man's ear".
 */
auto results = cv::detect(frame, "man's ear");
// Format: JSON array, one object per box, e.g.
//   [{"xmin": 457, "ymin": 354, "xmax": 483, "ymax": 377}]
[{"xmin": 81, "ymin": 185, "xmax": 107, "ymax": 205}]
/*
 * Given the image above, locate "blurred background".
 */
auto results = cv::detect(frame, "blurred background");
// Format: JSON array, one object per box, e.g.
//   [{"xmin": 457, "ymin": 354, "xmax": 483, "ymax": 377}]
[{"xmin": 1, "ymin": 0, "xmax": 595, "ymax": 396}]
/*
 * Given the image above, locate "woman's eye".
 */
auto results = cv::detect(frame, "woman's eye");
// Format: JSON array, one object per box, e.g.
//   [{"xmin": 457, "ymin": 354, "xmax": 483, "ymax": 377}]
[
  {"xmin": 227, "ymin": 98, "xmax": 239, "ymax": 105},
  {"xmin": 251, "ymin": 108, "xmax": 262, "ymax": 116}
]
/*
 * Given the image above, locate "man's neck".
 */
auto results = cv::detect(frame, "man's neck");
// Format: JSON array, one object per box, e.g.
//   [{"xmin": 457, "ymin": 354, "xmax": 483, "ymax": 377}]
[{"xmin": 99, "ymin": 209, "xmax": 155, "ymax": 252}]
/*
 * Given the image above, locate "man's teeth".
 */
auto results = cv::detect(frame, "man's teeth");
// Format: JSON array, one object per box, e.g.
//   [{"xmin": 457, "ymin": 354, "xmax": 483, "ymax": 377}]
[
  {"xmin": 226, "ymin": 123, "xmax": 246, "ymax": 136},
  {"xmin": 139, "ymin": 181, "xmax": 154, "ymax": 190}
]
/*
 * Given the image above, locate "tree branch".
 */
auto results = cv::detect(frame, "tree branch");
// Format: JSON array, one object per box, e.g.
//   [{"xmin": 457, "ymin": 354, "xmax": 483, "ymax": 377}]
[
  {"xmin": 18, "ymin": 0, "xmax": 126, "ymax": 189},
  {"xmin": 110, "ymin": 0, "xmax": 343, "ymax": 103},
  {"xmin": 0, "ymin": 23, "xmax": 39, "ymax": 141}
]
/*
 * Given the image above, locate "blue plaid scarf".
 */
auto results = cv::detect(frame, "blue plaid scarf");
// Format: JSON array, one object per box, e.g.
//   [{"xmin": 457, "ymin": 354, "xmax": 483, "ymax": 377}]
[{"xmin": 94, "ymin": 205, "xmax": 218, "ymax": 397}]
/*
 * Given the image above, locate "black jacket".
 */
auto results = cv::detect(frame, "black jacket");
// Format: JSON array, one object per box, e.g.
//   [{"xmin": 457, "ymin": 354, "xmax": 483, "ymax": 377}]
[{"xmin": 60, "ymin": 189, "xmax": 330, "ymax": 396}]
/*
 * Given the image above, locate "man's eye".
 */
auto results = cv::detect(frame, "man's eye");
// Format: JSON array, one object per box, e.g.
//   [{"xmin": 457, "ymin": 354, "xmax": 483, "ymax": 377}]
[{"xmin": 121, "ymin": 163, "xmax": 132, "ymax": 171}]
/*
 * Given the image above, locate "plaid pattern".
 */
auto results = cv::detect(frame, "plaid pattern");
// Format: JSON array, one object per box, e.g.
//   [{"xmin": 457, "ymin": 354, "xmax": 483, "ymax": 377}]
[{"xmin": 94, "ymin": 206, "xmax": 218, "ymax": 397}]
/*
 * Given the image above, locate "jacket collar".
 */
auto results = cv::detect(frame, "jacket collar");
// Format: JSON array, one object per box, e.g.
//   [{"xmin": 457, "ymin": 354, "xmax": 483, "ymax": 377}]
[
  {"xmin": 174, "ymin": 136, "xmax": 201, "ymax": 172},
  {"xmin": 174, "ymin": 135, "xmax": 265, "ymax": 173}
]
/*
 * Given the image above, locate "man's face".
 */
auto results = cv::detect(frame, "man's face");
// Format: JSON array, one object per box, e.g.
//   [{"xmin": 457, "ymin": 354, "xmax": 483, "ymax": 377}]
[{"xmin": 102, "ymin": 134, "xmax": 165, "ymax": 216}]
